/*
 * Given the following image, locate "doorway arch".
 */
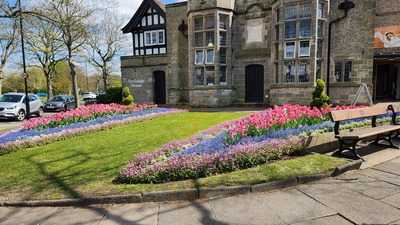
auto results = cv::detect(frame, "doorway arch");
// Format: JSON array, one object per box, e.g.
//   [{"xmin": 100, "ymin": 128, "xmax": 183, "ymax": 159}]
[
  {"xmin": 153, "ymin": 71, "xmax": 166, "ymax": 104},
  {"xmin": 245, "ymin": 64, "xmax": 264, "ymax": 103}
]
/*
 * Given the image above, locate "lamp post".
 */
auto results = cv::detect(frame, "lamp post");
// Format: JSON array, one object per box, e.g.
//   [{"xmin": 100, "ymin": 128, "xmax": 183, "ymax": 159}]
[
  {"xmin": 17, "ymin": 0, "xmax": 30, "ymax": 118},
  {"xmin": 0, "ymin": 0, "xmax": 30, "ymax": 119}
]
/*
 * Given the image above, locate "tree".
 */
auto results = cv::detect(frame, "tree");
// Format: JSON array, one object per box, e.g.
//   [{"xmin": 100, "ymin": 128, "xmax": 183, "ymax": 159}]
[
  {"xmin": 25, "ymin": 17, "xmax": 64, "ymax": 100},
  {"xmin": 0, "ymin": 1, "xmax": 19, "ymax": 94},
  {"xmin": 87, "ymin": 8, "xmax": 122, "ymax": 91},
  {"xmin": 41, "ymin": 0, "xmax": 92, "ymax": 107}
]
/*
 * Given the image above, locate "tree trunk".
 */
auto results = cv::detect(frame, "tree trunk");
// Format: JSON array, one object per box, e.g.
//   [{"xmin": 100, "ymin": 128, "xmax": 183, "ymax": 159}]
[
  {"xmin": 102, "ymin": 68, "xmax": 108, "ymax": 91},
  {"xmin": 46, "ymin": 76, "xmax": 54, "ymax": 101},
  {"xmin": 0, "ymin": 67, "xmax": 3, "ymax": 95},
  {"xmin": 69, "ymin": 59, "xmax": 79, "ymax": 108}
]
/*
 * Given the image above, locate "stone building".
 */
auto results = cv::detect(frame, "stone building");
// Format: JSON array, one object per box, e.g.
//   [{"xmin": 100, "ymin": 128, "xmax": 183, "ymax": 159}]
[{"xmin": 121, "ymin": 0, "xmax": 400, "ymax": 106}]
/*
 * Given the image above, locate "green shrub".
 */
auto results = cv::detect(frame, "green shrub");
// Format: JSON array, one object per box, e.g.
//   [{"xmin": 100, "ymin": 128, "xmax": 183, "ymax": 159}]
[
  {"xmin": 122, "ymin": 87, "xmax": 135, "ymax": 105},
  {"xmin": 311, "ymin": 79, "xmax": 330, "ymax": 108},
  {"xmin": 97, "ymin": 87, "xmax": 123, "ymax": 104}
]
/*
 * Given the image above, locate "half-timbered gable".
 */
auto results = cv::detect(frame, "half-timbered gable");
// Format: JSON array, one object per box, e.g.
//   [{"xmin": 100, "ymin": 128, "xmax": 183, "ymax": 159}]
[{"xmin": 122, "ymin": 0, "xmax": 167, "ymax": 56}]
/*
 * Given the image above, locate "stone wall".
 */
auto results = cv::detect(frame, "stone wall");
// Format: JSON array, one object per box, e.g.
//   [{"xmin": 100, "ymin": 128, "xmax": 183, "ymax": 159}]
[
  {"xmin": 121, "ymin": 56, "xmax": 169, "ymax": 103},
  {"xmin": 166, "ymin": 3, "xmax": 189, "ymax": 104},
  {"xmin": 189, "ymin": 88, "xmax": 233, "ymax": 107},
  {"xmin": 328, "ymin": 0, "xmax": 376, "ymax": 104}
]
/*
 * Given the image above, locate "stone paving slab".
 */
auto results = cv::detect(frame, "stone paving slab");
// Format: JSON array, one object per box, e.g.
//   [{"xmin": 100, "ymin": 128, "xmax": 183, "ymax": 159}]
[
  {"xmin": 99, "ymin": 203, "xmax": 159, "ymax": 225},
  {"xmin": 0, "ymin": 207, "xmax": 60, "ymax": 225},
  {"xmin": 359, "ymin": 168, "xmax": 400, "ymax": 186},
  {"xmin": 33, "ymin": 207, "xmax": 104, "ymax": 225},
  {"xmin": 298, "ymin": 183, "xmax": 400, "ymax": 225},
  {"xmin": 208, "ymin": 193, "xmax": 286, "ymax": 225},
  {"xmin": 158, "ymin": 200, "xmax": 218, "ymax": 225},
  {"xmin": 291, "ymin": 215, "xmax": 354, "ymax": 225},
  {"xmin": 383, "ymin": 193, "xmax": 400, "ymax": 209},
  {"xmin": 338, "ymin": 181, "xmax": 400, "ymax": 200},
  {"xmin": 374, "ymin": 157, "xmax": 400, "ymax": 176}
]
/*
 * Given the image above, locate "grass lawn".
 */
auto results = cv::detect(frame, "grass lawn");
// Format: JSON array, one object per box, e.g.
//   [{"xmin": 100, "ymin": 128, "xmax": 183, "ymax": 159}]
[{"xmin": 0, "ymin": 111, "xmax": 348, "ymax": 201}]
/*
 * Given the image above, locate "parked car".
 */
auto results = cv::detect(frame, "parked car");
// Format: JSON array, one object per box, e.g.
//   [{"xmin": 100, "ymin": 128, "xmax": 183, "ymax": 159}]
[
  {"xmin": 81, "ymin": 92, "xmax": 97, "ymax": 100},
  {"xmin": 0, "ymin": 93, "xmax": 43, "ymax": 121},
  {"xmin": 44, "ymin": 95, "xmax": 75, "ymax": 112}
]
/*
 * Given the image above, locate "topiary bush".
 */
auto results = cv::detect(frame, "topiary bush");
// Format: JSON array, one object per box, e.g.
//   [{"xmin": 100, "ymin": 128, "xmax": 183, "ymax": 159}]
[
  {"xmin": 122, "ymin": 87, "xmax": 134, "ymax": 105},
  {"xmin": 311, "ymin": 79, "xmax": 330, "ymax": 108}
]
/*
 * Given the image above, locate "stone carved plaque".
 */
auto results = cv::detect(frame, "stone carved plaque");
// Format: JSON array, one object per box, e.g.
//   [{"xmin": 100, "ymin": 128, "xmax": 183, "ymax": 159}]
[{"xmin": 246, "ymin": 19, "xmax": 264, "ymax": 44}]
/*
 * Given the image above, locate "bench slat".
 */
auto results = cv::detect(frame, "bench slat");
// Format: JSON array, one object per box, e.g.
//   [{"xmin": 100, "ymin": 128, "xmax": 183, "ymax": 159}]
[
  {"xmin": 336, "ymin": 125, "xmax": 400, "ymax": 140},
  {"xmin": 330, "ymin": 105, "xmax": 388, "ymax": 122}
]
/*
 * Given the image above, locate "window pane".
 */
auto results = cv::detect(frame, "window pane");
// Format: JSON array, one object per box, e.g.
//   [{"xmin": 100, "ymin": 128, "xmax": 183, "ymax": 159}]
[
  {"xmin": 299, "ymin": 41, "xmax": 310, "ymax": 57},
  {"xmin": 140, "ymin": 33, "xmax": 144, "ymax": 46},
  {"xmin": 158, "ymin": 31, "xmax": 164, "ymax": 44},
  {"xmin": 205, "ymin": 14, "xmax": 215, "ymax": 29},
  {"xmin": 145, "ymin": 33, "xmax": 151, "ymax": 45},
  {"xmin": 194, "ymin": 16, "xmax": 203, "ymax": 31},
  {"xmin": 195, "ymin": 50, "xmax": 204, "ymax": 65},
  {"xmin": 194, "ymin": 67, "xmax": 204, "ymax": 85},
  {"xmin": 284, "ymin": 62, "xmax": 296, "ymax": 82},
  {"xmin": 344, "ymin": 61, "xmax": 352, "ymax": 81},
  {"xmin": 318, "ymin": 3, "xmax": 324, "ymax": 18},
  {"xmin": 219, "ymin": 14, "xmax": 229, "ymax": 29},
  {"xmin": 285, "ymin": 21, "xmax": 296, "ymax": 39},
  {"xmin": 134, "ymin": 33, "xmax": 139, "ymax": 48},
  {"xmin": 147, "ymin": 15, "xmax": 153, "ymax": 26},
  {"xmin": 220, "ymin": 48, "xmax": 227, "ymax": 64},
  {"xmin": 299, "ymin": 19, "xmax": 311, "ymax": 37},
  {"xmin": 206, "ymin": 49, "xmax": 214, "ymax": 64},
  {"xmin": 154, "ymin": 14, "xmax": 159, "ymax": 24},
  {"xmin": 335, "ymin": 62, "xmax": 343, "ymax": 82},
  {"xmin": 141, "ymin": 17, "xmax": 146, "ymax": 26},
  {"xmin": 298, "ymin": 63, "xmax": 309, "ymax": 82},
  {"xmin": 299, "ymin": 4, "xmax": 311, "ymax": 18},
  {"xmin": 318, "ymin": 20, "xmax": 324, "ymax": 37},
  {"xmin": 284, "ymin": 5, "xmax": 297, "ymax": 20},
  {"xmin": 194, "ymin": 32, "xmax": 204, "ymax": 47},
  {"xmin": 316, "ymin": 60, "xmax": 322, "ymax": 79},
  {"xmin": 206, "ymin": 31, "xmax": 215, "ymax": 46},
  {"xmin": 151, "ymin": 32, "xmax": 157, "ymax": 44},
  {"xmin": 160, "ymin": 16, "xmax": 165, "ymax": 24},
  {"xmin": 285, "ymin": 42, "xmax": 296, "ymax": 58},
  {"xmin": 317, "ymin": 39, "xmax": 323, "ymax": 58},
  {"xmin": 219, "ymin": 31, "xmax": 227, "ymax": 46},
  {"xmin": 206, "ymin": 66, "xmax": 215, "ymax": 85},
  {"xmin": 219, "ymin": 66, "xmax": 227, "ymax": 84}
]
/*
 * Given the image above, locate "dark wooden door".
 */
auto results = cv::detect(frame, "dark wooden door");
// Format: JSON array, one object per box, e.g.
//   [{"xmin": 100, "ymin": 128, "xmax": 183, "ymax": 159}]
[
  {"xmin": 153, "ymin": 71, "xmax": 166, "ymax": 104},
  {"xmin": 245, "ymin": 65, "xmax": 264, "ymax": 103}
]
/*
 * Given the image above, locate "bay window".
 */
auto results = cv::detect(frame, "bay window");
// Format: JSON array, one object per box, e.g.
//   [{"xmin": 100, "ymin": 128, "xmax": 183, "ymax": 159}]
[{"xmin": 192, "ymin": 12, "xmax": 231, "ymax": 86}]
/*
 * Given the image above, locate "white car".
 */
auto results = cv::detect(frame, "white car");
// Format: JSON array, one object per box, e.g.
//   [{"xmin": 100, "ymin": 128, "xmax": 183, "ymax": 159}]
[
  {"xmin": 81, "ymin": 92, "xmax": 97, "ymax": 100},
  {"xmin": 0, "ymin": 93, "xmax": 44, "ymax": 121}
]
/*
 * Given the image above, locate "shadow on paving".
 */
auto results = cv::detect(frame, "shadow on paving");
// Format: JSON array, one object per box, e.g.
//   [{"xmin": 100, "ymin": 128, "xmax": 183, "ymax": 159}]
[{"xmin": 1, "ymin": 150, "xmax": 231, "ymax": 225}]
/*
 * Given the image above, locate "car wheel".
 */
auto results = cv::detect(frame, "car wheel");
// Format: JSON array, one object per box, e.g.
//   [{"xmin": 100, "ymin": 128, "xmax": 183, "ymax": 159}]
[
  {"xmin": 36, "ymin": 107, "xmax": 44, "ymax": 117},
  {"xmin": 16, "ymin": 110, "xmax": 26, "ymax": 121}
]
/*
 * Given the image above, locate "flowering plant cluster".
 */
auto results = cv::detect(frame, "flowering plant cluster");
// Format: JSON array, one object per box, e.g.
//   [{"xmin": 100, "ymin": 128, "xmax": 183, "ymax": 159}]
[
  {"xmin": 0, "ymin": 107, "xmax": 183, "ymax": 153},
  {"xmin": 23, "ymin": 103, "xmax": 157, "ymax": 130},
  {"xmin": 118, "ymin": 104, "xmax": 369, "ymax": 184},
  {"xmin": 117, "ymin": 136, "xmax": 306, "ymax": 184}
]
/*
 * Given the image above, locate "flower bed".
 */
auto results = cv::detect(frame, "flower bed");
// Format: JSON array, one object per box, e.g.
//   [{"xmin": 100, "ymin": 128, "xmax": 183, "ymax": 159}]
[
  {"xmin": 0, "ymin": 104, "xmax": 184, "ymax": 153},
  {"xmin": 23, "ymin": 103, "xmax": 156, "ymax": 130},
  {"xmin": 117, "ymin": 104, "xmax": 391, "ymax": 184}
]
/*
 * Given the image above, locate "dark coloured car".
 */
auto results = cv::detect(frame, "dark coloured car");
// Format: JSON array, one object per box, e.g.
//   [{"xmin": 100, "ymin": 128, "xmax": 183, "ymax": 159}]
[{"xmin": 44, "ymin": 95, "xmax": 75, "ymax": 112}]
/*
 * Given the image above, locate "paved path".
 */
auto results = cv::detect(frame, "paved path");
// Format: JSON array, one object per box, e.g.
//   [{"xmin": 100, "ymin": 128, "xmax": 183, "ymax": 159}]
[{"xmin": 1, "ymin": 156, "xmax": 400, "ymax": 225}]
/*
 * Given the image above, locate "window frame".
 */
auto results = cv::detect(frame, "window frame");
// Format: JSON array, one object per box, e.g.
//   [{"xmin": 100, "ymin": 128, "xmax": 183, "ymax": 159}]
[
  {"xmin": 284, "ymin": 41, "xmax": 296, "ymax": 59},
  {"xmin": 334, "ymin": 60, "xmax": 353, "ymax": 82},
  {"xmin": 144, "ymin": 29, "xmax": 165, "ymax": 46},
  {"xmin": 299, "ymin": 40, "xmax": 310, "ymax": 57}
]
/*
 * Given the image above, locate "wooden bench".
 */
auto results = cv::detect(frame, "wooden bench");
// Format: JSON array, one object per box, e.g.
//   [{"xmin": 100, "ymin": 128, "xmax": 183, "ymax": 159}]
[{"xmin": 330, "ymin": 104, "xmax": 400, "ymax": 160}]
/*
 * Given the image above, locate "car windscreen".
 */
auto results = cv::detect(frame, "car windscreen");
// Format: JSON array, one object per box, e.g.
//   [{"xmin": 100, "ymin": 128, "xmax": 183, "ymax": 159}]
[
  {"xmin": 0, "ymin": 95, "xmax": 23, "ymax": 103},
  {"xmin": 50, "ymin": 96, "xmax": 65, "ymax": 102}
]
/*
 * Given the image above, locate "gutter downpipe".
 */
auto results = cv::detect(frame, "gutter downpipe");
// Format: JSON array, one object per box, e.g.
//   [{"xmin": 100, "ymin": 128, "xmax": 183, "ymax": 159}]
[{"xmin": 326, "ymin": 0, "xmax": 355, "ymax": 96}]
